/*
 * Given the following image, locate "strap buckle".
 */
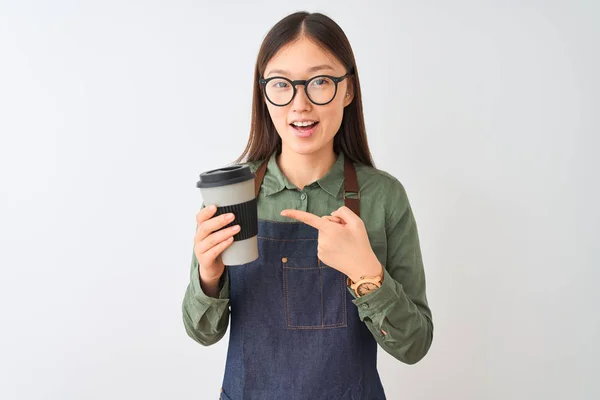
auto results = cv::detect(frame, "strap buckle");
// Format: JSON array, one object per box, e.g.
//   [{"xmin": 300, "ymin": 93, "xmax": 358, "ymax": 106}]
[{"xmin": 343, "ymin": 191, "xmax": 360, "ymax": 200}]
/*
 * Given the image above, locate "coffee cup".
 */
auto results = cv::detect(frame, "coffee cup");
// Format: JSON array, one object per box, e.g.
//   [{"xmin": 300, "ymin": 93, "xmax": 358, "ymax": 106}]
[{"xmin": 196, "ymin": 165, "xmax": 258, "ymax": 266}]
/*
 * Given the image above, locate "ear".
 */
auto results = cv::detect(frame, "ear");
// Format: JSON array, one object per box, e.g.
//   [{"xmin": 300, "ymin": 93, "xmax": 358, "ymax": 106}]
[{"xmin": 343, "ymin": 81, "xmax": 354, "ymax": 107}]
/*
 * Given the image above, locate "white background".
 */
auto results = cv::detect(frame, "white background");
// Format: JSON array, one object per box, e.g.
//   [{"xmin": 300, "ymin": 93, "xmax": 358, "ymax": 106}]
[{"xmin": 1, "ymin": 1, "xmax": 598, "ymax": 399}]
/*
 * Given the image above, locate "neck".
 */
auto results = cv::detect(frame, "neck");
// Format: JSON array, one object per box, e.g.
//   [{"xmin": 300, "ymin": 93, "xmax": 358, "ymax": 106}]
[{"xmin": 276, "ymin": 146, "xmax": 337, "ymax": 190}]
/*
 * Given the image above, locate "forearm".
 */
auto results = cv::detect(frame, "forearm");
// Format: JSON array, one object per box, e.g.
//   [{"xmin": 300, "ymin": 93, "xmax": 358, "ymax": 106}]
[
  {"xmin": 182, "ymin": 284, "xmax": 230, "ymax": 346},
  {"xmin": 181, "ymin": 252, "xmax": 231, "ymax": 346},
  {"xmin": 351, "ymin": 268, "xmax": 433, "ymax": 364},
  {"xmin": 200, "ymin": 270, "xmax": 221, "ymax": 298}
]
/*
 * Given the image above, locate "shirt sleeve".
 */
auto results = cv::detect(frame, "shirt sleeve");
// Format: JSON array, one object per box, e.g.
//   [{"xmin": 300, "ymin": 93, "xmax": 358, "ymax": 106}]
[
  {"xmin": 349, "ymin": 179, "xmax": 433, "ymax": 365},
  {"xmin": 181, "ymin": 248, "xmax": 231, "ymax": 346}
]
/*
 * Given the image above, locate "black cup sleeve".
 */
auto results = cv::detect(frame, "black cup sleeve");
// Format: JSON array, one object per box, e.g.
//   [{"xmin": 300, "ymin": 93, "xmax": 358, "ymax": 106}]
[{"xmin": 214, "ymin": 198, "xmax": 258, "ymax": 241}]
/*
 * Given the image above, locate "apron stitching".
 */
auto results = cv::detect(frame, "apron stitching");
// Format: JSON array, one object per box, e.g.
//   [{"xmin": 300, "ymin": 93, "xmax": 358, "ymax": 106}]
[
  {"xmin": 319, "ymin": 263, "xmax": 324, "ymax": 327},
  {"xmin": 283, "ymin": 256, "xmax": 349, "ymax": 330},
  {"xmin": 283, "ymin": 258, "xmax": 291, "ymax": 328},
  {"xmin": 256, "ymin": 219, "xmax": 312, "ymax": 224},
  {"xmin": 341, "ymin": 269, "xmax": 347, "ymax": 325},
  {"xmin": 257, "ymin": 236, "xmax": 316, "ymax": 242},
  {"xmin": 322, "ymin": 259, "xmax": 348, "ymax": 327},
  {"xmin": 287, "ymin": 324, "xmax": 348, "ymax": 330}
]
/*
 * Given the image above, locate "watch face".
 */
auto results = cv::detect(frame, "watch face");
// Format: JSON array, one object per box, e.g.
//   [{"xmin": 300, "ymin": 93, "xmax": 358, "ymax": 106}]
[{"xmin": 357, "ymin": 282, "xmax": 379, "ymax": 296}]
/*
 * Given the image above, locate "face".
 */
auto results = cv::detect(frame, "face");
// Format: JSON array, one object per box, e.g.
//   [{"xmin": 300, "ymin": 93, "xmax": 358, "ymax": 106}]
[{"xmin": 262, "ymin": 36, "xmax": 353, "ymax": 157}]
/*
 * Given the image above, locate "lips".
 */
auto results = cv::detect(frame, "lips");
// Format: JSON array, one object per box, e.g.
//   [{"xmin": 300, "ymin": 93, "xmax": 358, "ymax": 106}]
[
  {"xmin": 290, "ymin": 121, "xmax": 319, "ymax": 138},
  {"xmin": 290, "ymin": 120, "xmax": 319, "ymax": 128}
]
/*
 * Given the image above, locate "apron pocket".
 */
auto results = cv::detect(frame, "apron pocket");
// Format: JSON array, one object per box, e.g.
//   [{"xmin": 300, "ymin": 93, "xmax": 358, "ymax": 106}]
[{"xmin": 282, "ymin": 256, "xmax": 347, "ymax": 329}]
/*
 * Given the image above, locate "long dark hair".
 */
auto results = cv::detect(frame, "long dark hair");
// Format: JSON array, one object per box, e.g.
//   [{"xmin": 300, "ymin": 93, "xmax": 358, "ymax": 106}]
[{"xmin": 234, "ymin": 11, "xmax": 375, "ymax": 168}]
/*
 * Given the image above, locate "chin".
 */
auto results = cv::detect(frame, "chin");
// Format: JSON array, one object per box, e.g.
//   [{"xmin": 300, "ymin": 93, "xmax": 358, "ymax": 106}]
[
  {"xmin": 284, "ymin": 140, "xmax": 333, "ymax": 157},
  {"xmin": 277, "ymin": 126, "xmax": 336, "ymax": 156}
]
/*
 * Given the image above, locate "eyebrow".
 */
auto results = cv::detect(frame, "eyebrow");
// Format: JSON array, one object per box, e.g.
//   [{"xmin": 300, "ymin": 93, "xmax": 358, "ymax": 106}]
[{"xmin": 266, "ymin": 64, "xmax": 335, "ymax": 77}]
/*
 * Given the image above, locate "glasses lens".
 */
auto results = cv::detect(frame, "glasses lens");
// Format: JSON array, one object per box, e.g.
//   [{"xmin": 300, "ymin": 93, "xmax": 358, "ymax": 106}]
[
  {"xmin": 307, "ymin": 76, "xmax": 336, "ymax": 104},
  {"xmin": 265, "ymin": 78, "xmax": 293, "ymax": 105}
]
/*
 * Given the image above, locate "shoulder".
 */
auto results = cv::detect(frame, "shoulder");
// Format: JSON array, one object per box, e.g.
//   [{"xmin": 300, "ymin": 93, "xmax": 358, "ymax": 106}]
[
  {"xmin": 239, "ymin": 159, "xmax": 266, "ymax": 174},
  {"xmin": 354, "ymin": 162, "xmax": 411, "ymax": 215},
  {"xmin": 355, "ymin": 163, "xmax": 408, "ymax": 198}
]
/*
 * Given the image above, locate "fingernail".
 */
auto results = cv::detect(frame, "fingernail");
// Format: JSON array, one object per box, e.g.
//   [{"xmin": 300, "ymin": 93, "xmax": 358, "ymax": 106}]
[
  {"xmin": 226, "ymin": 213, "xmax": 234, "ymax": 220},
  {"xmin": 232, "ymin": 225, "xmax": 240, "ymax": 231},
  {"xmin": 210, "ymin": 205, "xmax": 217, "ymax": 211}
]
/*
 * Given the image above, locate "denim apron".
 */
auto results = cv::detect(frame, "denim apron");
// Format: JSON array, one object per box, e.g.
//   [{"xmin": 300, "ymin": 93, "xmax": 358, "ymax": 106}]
[{"xmin": 219, "ymin": 156, "xmax": 386, "ymax": 400}]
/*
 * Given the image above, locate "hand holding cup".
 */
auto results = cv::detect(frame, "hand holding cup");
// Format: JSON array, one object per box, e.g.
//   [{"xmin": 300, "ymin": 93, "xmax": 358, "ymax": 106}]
[{"xmin": 194, "ymin": 205, "xmax": 240, "ymax": 282}]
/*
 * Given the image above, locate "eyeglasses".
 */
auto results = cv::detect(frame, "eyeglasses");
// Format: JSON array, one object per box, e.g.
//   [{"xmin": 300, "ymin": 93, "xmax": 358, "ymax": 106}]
[{"xmin": 259, "ymin": 72, "xmax": 352, "ymax": 107}]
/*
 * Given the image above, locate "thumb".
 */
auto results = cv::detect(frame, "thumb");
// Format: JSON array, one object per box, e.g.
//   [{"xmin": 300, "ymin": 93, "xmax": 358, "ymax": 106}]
[
  {"xmin": 330, "ymin": 206, "xmax": 360, "ymax": 225},
  {"xmin": 322, "ymin": 215, "xmax": 345, "ymax": 225}
]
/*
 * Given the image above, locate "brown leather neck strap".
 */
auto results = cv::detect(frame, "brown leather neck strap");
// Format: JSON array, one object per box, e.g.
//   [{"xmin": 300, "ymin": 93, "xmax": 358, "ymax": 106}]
[
  {"xmin": 343, "ymin": 155, "xmax": 360, "ymax": 217},
  {"xmin": 254, "ymin": 159, "xmax": 268, "ymax": 198},
  {"xmin": 253, "ymin": 153, "xmax": 360, "ymax": 217}
]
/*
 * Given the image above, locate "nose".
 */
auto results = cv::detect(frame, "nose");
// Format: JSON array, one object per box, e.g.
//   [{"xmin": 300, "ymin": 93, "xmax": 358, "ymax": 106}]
[{"xmin": 291, "ymin": 85, "xmax": 312, "ymax": 112}]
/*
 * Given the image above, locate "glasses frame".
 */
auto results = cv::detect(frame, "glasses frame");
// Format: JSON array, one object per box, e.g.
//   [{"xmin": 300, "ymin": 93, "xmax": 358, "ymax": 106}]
[{"xmin": 259, "ymin": 72, "xmax": 352, "ymax": 107}]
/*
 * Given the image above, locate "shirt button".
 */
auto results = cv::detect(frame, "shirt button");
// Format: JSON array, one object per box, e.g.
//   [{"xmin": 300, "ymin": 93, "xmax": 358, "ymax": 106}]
[
  {"xmin": 361, "ymin": 303, "xmax": 369, "ymax": 309},
  {"xmin": 300, "ymin": 192, "xmax": 306, "ymax": 200}
]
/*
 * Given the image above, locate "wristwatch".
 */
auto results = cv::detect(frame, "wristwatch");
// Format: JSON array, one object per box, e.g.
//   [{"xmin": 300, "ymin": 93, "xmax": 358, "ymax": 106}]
[{"xmin": 347, "ymin": 268, "xmax": 384, "ymax": 298}]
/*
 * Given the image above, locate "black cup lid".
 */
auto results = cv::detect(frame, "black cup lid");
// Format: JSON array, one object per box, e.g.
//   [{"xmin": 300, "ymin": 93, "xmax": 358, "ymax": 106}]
[{"xmin": 196, "ymin": 164, "xmax": 255, "ymax": 189}]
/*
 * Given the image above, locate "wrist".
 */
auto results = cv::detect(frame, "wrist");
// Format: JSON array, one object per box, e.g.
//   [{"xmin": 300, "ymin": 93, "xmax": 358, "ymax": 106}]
[
  {"xmin": 199, "ymin": 264, "xmax": 224, "ymax": 283},
  {"xmin": 348, "ymin": 257, "xmax": 383, "ymax": 284},
  {"xmin": 347, "ymin": 259, "xmax": 384, "ymax": 298},
  {"xmin": 198, "ymin": 266, "xmax": 225, "ymax": 298}
]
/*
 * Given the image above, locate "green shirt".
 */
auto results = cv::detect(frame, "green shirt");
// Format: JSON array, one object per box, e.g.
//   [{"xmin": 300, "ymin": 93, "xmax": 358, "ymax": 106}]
[{"xmin": 182, "ymin": 151, "xmax": 433, "ymax": 364}]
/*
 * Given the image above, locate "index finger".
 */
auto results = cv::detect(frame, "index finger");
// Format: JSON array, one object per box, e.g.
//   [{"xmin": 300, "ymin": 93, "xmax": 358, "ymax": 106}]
[
  {"xmin": 280, "ymin": 209, "xmax": 328, "ymax": 231},
  {"xmin": 196, "ymin": 204, "xmax": 217, "ymax": 224}
]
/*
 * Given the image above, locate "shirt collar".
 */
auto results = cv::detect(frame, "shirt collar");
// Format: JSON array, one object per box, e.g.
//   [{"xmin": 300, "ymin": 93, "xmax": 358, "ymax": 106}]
[
  {"xmin": 261, "ymin": 151, "xmax": 345, "ymax": 198},
  {"xmin": 261, "ymin": 152, "xmax": 293, "ymax": 196}
]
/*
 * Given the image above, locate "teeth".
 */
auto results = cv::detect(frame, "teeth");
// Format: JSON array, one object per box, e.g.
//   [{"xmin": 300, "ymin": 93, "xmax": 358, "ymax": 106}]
[{"xmin": 292, "ymin": 121, "xmax": 317, "ymax": 127}]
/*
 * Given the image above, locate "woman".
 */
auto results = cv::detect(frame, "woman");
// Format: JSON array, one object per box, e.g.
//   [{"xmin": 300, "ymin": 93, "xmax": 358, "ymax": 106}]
[{"xmin": 182, "ymin": 11, "xmax": 433, "ymax": 400}]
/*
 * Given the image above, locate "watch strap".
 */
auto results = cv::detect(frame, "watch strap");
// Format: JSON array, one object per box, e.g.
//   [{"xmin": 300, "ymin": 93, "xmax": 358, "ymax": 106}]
[{"xmin": 347, "ymin": 270, "xmax": 384, "ymax": 298}]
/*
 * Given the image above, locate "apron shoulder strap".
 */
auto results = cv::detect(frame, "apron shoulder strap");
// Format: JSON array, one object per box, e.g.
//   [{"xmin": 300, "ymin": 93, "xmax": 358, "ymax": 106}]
[
  {"xmin": 253, "ymin": 153, "xmax": 360, "ymax": 217},
  {"xmin": 343, "ymin": 156, "xmax": 360, "ymax": 217},
  {"xmin": 254, "ymin": 159, "xmax": 268, "ymax": 197}
]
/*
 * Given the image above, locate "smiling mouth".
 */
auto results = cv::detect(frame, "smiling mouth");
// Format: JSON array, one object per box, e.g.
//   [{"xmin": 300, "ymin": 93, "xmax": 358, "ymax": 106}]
[{"xmin": 290, "ymin": 121, "xmax": 320, "ymax": 132}]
